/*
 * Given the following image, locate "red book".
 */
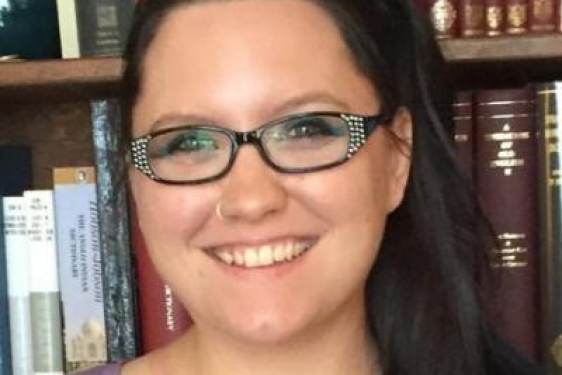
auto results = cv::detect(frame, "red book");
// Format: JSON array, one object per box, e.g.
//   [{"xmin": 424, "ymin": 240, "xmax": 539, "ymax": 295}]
[
  {"xmin": 505, "ymin": 0, "xmax": 528, "ymax": 34},
  {"xmin": 427, "ymin": 0, "xmax": 459, "ymax": 38},
  {"xmin": 529, "ymin": 0, "xmax": 557, "ymax": 32},
  {"xmin": 131, "ymin": 209, "xmax": 192, "ymax": 353},
  {"xmin": 475, "ymin": 86, "xmax": 539, "ymax": 362},
  {"xmin": 459, "ymin": 0, "xmax": 486, "ymax": 36},
  {"xmin": 453, "ymin": 91, "xmax": 474, "ymax": 179},
  {"xmin": 485, "ymin": 0, "xmax": 505, "ymax": 35}
]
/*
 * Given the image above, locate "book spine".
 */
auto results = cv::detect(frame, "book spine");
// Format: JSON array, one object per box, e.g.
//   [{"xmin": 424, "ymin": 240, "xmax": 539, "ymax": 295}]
[
  {"xmin": 24, "ymin": 190, "xmax": 64, "ymax": 375},
  {"xmin": 475, "ymin": 86, "xmax": 539, "ymax": 361},
  {"xmin": 75, "ymin": 0, "xmax": 135, "ymax": 57},
  {"xmin": 459, "ymin": 0, "xmax": 487, "ymax": 36},
  {"xmin": 90, "ymin": 99, "xmax": 138, "ymax": 360},
  {"xmin": 485, "ymin": 0, "xmax": 505, "ymax": 35},
  {"xmin": 529, "ymin": 0, "xmax": 557, "ymax": 31},
  {"xmin": 55, "ymin": 0, "xmax": 80, "ymax": 58},
  {"xmin": 0, "ymin": 198, "xmax": 13, "ymax": 375},
  {"xmin": 3, "ymin": 197, "xmax": 33, "ymax": 375},
  {"xmin": 0, "ymin": 144, "xmax": 32, "ymax": 197},
  {"xmin": 132, "ymin": 211, "xmax": 191, "ymax": 353},
  {"xmin": 53, "ymin": 167, "xmax": 107, "ymax": 372},
  {"xmin": 454, "ymin": 91, "xmax": 474, "ymax": 180},
  {"xmin": 505, "ymin": 0, "xmax": 529, "ymax": 33},
  {"xmin": 537, "ymin": 81, "xmax": 562, "ymax": 374},
  {"xmin": 428, "ymin": 0, "xmax": 459, "ymax": 38}
]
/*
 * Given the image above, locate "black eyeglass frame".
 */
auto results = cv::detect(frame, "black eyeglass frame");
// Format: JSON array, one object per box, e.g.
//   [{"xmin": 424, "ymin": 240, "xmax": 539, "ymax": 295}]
[{"xmin": 130, "ymin": 111, "xmax": 388, "ymax": 185}]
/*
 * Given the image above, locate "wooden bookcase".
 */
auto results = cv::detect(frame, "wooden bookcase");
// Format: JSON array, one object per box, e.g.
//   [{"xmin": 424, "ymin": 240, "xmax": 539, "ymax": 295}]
[{"xmin": 1, "ymin": 34, "xmax": 562, "ymax": 188}]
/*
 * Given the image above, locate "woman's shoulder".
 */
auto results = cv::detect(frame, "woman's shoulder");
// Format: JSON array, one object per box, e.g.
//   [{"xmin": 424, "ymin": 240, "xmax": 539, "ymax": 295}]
[{"xmin": 73, "ymin": 363, "xmax": 123, "ymax": 375}]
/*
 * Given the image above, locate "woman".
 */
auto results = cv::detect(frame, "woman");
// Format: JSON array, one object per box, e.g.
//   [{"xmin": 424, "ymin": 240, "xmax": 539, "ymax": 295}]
[{"xmin": 80, "ymin": 0, "xmax": 542, "ymax": 374}]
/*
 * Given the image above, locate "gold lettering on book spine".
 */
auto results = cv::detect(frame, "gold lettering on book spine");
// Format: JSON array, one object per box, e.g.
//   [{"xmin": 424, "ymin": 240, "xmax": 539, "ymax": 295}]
[
  {"xmin": 486, "ymin": 5, "xmax": 504, "ymax": 35},
  {"xmin": 484, "ymin": 124, "xmax": 530, "ymax": 176},
  {"xmin": 539, "ymin": 89, "xmax": 561, "ymax": 187},
  {"xmin": 491, "ymin": 233, "xmax": 529, "ymax": 268},
  {"xmin": 430, "ymin": 0, "xmax": 457, "ymax": 36},
  {"xmin": 507, "ymin": 3, "xmax": 527, "ymax": 33}
]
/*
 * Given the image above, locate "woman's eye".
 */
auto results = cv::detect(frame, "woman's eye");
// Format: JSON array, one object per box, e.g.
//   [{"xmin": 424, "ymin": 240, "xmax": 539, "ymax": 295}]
[
  {"xmin": 171, "ymin": 134, "xmax": 216, "ymax": 152},
  {"xmin": 286, "ymin": 118, "xmax": 335, "ymax": 138},
  {"xmin": 153, "ymin": 131, "xmax": 219, "ymax": 158}
]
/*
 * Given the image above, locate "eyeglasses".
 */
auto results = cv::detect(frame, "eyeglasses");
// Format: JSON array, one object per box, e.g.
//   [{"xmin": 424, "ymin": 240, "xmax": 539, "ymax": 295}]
[{"xmin": 130, "ymin": 111, "xmax": 387, "ymax": 184}]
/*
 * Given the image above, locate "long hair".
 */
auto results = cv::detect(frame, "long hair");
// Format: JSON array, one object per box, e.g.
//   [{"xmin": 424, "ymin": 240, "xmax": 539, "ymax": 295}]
[{"xmin": 120, "ymin": 2, "xmax": 534, "ymax": 375}]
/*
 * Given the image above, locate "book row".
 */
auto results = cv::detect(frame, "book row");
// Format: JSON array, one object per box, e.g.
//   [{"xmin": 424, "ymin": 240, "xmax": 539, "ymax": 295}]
[
  {"xmin": 418, "ymin": 0, "xmax": 562, "ymax": 38},
  {"xmin": 452, "ymin": 81, "xmax": 562, "ymax": 373},
  {"xmin": 0, "ymin": 100, "xmax": 188, "ymax": 375},
  {"xmin": 0, "ymin": 0, "xmax": 135, "ymax": 60}
]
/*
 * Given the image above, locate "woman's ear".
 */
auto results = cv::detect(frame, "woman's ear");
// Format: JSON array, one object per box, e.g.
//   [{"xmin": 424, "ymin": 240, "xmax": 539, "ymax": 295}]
[{"xmin": 385, "ymin": 106, "xmax": 412, "ymax": 212}]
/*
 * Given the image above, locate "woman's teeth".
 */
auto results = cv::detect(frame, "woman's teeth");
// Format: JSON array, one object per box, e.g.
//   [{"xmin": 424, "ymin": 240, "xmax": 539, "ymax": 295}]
[{"xmin": 214, "ymin": 241, "xmax": 311, "ymax": 268}]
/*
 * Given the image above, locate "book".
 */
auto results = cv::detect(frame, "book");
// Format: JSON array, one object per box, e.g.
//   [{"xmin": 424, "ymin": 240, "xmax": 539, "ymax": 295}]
[
  {"xmin": 0, "ymin": 197, "xmax": 12, "ymax": 375},
  {"xmin": 505, "ymin": 0, "xmax": 528, "ymax": 34},
  {"xmin": 90, "ymin": 99, "xmax": 138, "ymax": 361},
  {"xmin": 0, "ymin": 144, "xmax": 32, "ymax": 196},
  {"xmin": 0, "ymin": 1, "xmax": 61, "ymax": 59},
  {"xmin": 131, "ymin": 210, "xmax": 191, "ymax": 353},
  {"xmin": 459, "ymin": 0, "xmax": 486, "ymax": 36},
  {"xmin": 53, "ymin": 167, "xmax": 107, "ymax": 372},
  {"xmin": 24, "ymin": 190, "xmax": 64, "ymax": 375},
  {"xmin": 454, "ymin": 91, "xmax": 474, "ymax": 179},
  {"xmin": 56, "ymin": 0, "xmax": 135, "ymax": 58},
  {"xmin": 427, "ymin": 0, "xmax": 459, "ymax": 38},
  {"xmin": 529, "ymin": 0, "xmax": 557, "ymax": 32},
  {"xmin": 475, "ymin": 86, "xmax": 539, "ymax": 361},
  {"xmin": 536, "ymin": 81, "xmax": 562, "ymax": 373},
  {"xmin": 0, "ymin": 144, "xmax": 32, "ymax": 375},
  {"xmin": 485, "ymin": 0, "xmax": 505, "ymax": 35},
  {"xmin": 3, "ymin": 196, "xmax": 33, "ymax": 375}
]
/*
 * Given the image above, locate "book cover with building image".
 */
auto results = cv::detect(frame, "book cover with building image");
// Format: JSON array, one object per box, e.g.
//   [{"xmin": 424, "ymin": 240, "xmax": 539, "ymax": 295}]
[{"xmin": 53, "ymin": 167, "xmax": 107, "ymax": 372}]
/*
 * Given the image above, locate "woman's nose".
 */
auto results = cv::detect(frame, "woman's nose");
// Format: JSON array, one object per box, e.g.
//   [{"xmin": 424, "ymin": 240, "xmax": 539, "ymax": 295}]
[{"xmin": 215, "ymin": 147, "xmax": 288, "ymax": 223}]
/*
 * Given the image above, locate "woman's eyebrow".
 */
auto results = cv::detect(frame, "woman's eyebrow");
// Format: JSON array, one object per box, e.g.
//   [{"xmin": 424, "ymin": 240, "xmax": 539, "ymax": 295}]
[
  {"xmin": 149, "ymin": 112, "xmax": 219, "ymax": 132},
  {"xmin": 269, "ymin": 91, "xmax": 352, "ymax": 116}
]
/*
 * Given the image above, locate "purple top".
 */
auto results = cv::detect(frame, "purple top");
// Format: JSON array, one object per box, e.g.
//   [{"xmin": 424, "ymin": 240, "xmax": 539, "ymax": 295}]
[{"xmin": 74, "ymin": 363, "xmax": 122, "ymax": 375}]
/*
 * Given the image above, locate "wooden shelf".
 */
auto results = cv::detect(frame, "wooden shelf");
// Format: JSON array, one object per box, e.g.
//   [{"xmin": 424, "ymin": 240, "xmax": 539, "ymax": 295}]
[
  {"xmin": 440, "ymin": 33, "xmax": 562, "ymax": 62},
  {"xmin": 0, "ymin": 57, "xmax": 122, "ymax": 102},
  {"xmin": 1, "ymin": 33, "xmax": 561, "ymax": 100}
]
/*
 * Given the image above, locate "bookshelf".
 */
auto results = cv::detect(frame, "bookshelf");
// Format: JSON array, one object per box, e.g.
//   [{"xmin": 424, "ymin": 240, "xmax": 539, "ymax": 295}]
[
  {"xmin": 1, "ymin": 34, "xmax": 562, "ymax": 99},
  {"xmin": 1, "ymin": 34, "xmax": 562, "ymax": 187}
]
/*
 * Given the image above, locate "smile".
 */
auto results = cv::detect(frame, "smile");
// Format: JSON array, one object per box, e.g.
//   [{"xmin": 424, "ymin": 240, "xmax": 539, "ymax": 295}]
[{"xmin": 209, "ymin": 239, "xmax": 315, "ymax": 268}]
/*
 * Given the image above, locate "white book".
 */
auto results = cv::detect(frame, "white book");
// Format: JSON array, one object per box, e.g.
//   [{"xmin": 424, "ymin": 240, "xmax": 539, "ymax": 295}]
[
  {"xmin": 53, "ymin": 167, "xmax": 107, "ymax": 372},
  {"xmin": 3, "ymin": 197, "xmax": 34, "ymax": 375},
  {"xmin": 56, "ymin": 0, "xmax": 80, "ymax": 58},
  {"xmin": 24, "ymin": 190, "xmax": 64, "ymax": 375}
]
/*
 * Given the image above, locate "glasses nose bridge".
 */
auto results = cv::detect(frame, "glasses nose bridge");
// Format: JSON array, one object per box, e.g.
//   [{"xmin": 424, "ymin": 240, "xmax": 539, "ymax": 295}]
[{"xmin": 231, "ymin": 129, "xmax": 272, "ymax": 166}]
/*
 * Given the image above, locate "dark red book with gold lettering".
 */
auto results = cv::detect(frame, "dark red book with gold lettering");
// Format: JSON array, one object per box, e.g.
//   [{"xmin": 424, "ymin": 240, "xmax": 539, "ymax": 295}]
[
  {"xmin": 131, "ymin": 208, "xmax": 192, "ymax": 353},
  {"xmin": 475, "ymin": 86, "xmax": 539, "ymax": 362},
  {"xmin": 485, "ymin": 0, "xmax": 505, "ymax": 35},
  {"xmin": 427, "ymin": 0, "xmax": 459, "ymax": 38},
  {"xmin": 459, "ymin": 0, "xmax": 486, "ymax": 36},
  {"xmin": 505, "ymin": 0, "xmax": 528, "ymax": 34},
  {"xmin": 529, "ymin": 0, "xmax": 557, "ymax": 32}
]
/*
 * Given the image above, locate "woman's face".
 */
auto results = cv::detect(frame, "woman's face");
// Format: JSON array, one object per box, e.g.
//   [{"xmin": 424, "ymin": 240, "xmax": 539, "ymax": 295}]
[{"xmin": 131, "ymin": 0, "xmax": 411, "ymax": 344}]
